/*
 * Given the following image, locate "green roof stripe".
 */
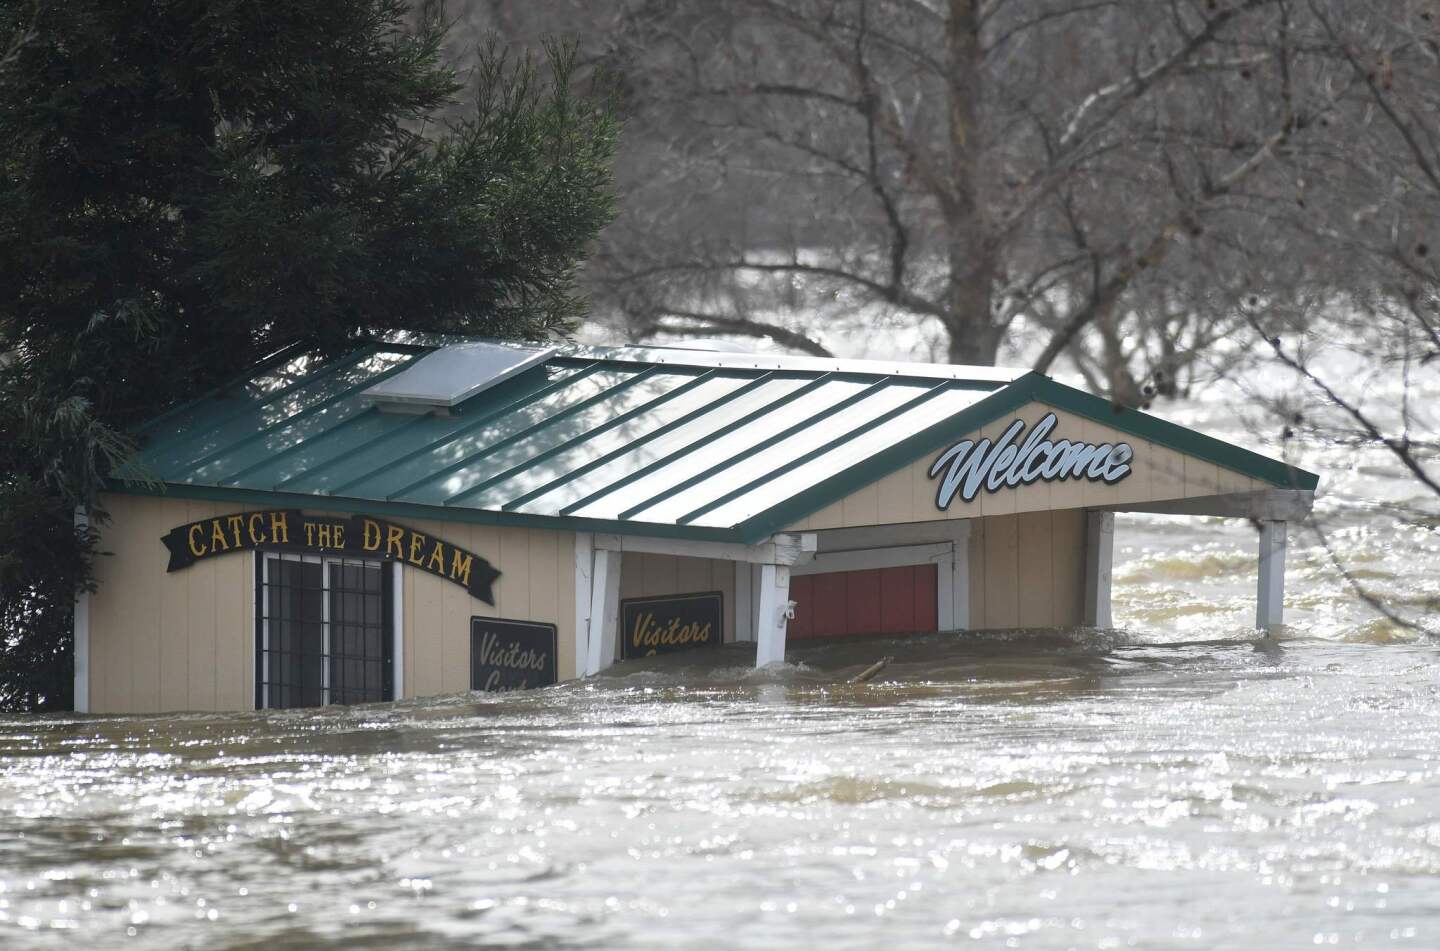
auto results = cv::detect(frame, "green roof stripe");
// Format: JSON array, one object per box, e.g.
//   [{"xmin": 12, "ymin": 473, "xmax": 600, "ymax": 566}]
[
  {"xmin": 271, "ymin": 361, "xmax": 593, "ymax": 492},
  {"xmin": 138, "ymin": 345, "xmax": 386, "ymax": 459},
  {"xmin": 218, "ymin": 403, "xmax": 382, "ymax": 487},
  {"xmin": 556, "ymin": 371, "xmax": 844, "ymax": 517},
  {"xmin": 398, "ymin": 364, "xmax": 668, "ymax": 502},
  {"xmin": 177, "ymin": 350, "xmax": 421, "ymax": 474},
  {"xmin": 733, "ymin": 374, "xmax": 1048, "ymax": 541},
  {"xmin": 325, "ymin": 360, "xmax": 607, "ymax": 496},
  {"xmin": 679, "ymin": 380, "xmax": 953, "ymax": 525},
  {"xmin": 499, "ymin": 369, "xmax": 779, "ymax": 512},
  {"xmin": 616, "ymin": 375, "xmax": 902, "ymax": 521},
  {"xmin": 441, "ymin": 367, "xmax": 724, "ymax": 506},
  {"xmin": 133, "ymin": 339, "xmax": 315, "ymax": 439}
]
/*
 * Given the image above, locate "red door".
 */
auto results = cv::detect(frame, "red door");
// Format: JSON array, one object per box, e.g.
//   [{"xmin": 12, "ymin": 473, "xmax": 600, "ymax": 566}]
[{"xmin": 788, "ymin": 564, "xmax": 939, "ymax": 639}]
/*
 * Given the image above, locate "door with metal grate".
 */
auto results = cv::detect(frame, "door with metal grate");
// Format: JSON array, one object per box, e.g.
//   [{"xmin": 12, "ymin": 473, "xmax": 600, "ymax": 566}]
[{"xmin": 255, "ymin": 553, "xmax": 393, "ymax": 709}]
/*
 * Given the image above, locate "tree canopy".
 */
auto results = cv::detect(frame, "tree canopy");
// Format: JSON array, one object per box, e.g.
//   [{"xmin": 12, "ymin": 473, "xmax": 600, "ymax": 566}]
[{"xmin": 0, "ymin": 0, "xmax": 619, "ymax": 709}]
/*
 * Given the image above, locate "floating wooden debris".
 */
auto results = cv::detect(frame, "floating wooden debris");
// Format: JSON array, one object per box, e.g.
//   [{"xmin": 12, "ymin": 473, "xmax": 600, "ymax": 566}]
[{"xmin": 849, "ymin": 657, "xmax": 893, "ymax": 684}]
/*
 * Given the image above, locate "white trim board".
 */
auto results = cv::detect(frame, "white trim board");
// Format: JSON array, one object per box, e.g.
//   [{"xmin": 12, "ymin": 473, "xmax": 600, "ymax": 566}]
[
  {"xmin": 788, "ymin": 534, "xmax": 971, "ymax": 635},
  {"xmin": 593, "ymin": 531, "xmax": 817, "ymax": 566},
  {"xmin": 789, "ymin": 542, "xmax": 955, "ymax": 576},
  {"xmin": 734, "ymin": 561, "xmax": 756, "ymax": 642},
  {"xmin": 574, "ymin": 532, "xmax": 594, "ymax": 676},
  {"xmin": 811, "ymin": 521, "xmax": 975, "ymax": 553},
  {"xmin": 72, "ymin": 507, "xmax": 91, "ymax": 713}
]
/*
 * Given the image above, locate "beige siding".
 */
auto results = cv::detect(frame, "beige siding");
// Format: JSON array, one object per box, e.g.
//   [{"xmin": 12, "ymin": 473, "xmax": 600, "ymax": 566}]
[
  {"xmin": 966, "ymin": 509, "xmax": 1086, "ymax": 629},
  {"xmin": 398, "ymin": 518, "xmax": 576, "ymax": 700},
  {"xmin": 89, "ymin": 494, "xmax": 263, "ymax": 713},
  {"xmin": 617, "ymin": 553, "xmax": 737, "ymax": 643},
  {"xmin": 787, "ymin": 400, "xmax": 1270, "ymax": 531},
  {"xmin": 88, "ymin": 493, "xmax": 575, "ymax": 713}
]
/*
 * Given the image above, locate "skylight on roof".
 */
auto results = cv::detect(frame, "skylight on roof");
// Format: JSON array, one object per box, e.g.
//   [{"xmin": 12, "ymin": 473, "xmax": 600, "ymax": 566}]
[{"xmin": 363, "ymin": 341, "xmax": 554, "ymax": 413}]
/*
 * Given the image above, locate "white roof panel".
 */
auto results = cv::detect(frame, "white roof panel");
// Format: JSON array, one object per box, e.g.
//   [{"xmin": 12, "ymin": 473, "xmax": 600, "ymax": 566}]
[{"xmin": 362, "ymin": 341, "xmax": 554, "ymax": 411}]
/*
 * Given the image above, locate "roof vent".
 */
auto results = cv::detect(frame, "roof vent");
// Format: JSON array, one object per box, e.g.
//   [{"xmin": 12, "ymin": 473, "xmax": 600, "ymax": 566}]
[{"xmin": 364, "ymin": 341, "xmax": 554, "ymax": 414}]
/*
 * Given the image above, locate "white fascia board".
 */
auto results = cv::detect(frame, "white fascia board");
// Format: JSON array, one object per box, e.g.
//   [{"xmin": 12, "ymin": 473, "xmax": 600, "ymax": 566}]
[
  {"xmin": 593, "ymin": 532, "xmax": 817, "ymax": 566},
  {"xmin": 790, "ymin": 541, "xmax": 955, "ymax": 576}
]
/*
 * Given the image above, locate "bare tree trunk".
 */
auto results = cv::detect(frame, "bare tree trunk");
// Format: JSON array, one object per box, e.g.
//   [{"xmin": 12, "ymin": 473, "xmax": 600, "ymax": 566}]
[
  {"xmin": 1096, "ymin": 299, "xmax": 1143, "ymax": 406},
  {"xmin": 944, "ymin": 0, "xmax": 998, "ymax": 366}
]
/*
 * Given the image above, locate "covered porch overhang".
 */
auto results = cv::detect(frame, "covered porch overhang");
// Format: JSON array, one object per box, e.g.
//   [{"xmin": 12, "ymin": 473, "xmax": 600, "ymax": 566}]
[
  {"xmin": 573, "ymin": 488, "xmax": 1314, "ymax": 674},
  {"xmin": 1092, "ymin": 488, "xmax": 1314, "ymax": 632}
]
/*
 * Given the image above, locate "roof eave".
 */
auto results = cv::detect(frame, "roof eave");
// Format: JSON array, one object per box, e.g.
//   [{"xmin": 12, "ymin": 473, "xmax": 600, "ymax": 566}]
[
  {"xmin": 733, "ymin": 372, "xmax": 1320, "ymax": 544},
  {"xmin": 100, "ymin": 478, "xmax": 751, "ymax": 544}
]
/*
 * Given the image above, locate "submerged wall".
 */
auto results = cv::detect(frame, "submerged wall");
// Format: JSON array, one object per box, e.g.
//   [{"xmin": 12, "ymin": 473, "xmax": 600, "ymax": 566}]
[
  {"xmin": 85, "ymin": 493, "xmax": 576, "ymax": 714},
  {"xmin": 967, "ymin": 511, "xmax": 1087, "ymax": 629}
]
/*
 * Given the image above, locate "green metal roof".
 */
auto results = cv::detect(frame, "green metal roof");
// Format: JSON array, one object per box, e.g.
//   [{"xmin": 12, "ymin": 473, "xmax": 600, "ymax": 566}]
[{"xmin": 111, "ymin": 337, "xmax": 1318, "ymax": 543}]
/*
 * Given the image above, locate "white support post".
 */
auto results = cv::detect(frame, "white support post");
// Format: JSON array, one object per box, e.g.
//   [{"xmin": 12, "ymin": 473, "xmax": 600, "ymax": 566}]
[
  {"xmin": 574, "ymin": 532, "xmax": 594, "ymax": 677},
  {"xmin": 937, "ymin": 551, "xmax": 955, "ymax": 632},
  {"xmin": 750, "ymin": 563, "xmax": 762, "ymax": 640},
  {"xmin": 73, "ymin": 507, "xmax": 91, "ymax": 714},
  {"xmin": 734, "ymin": 561, "xmax": 755, "ymax": 642},
  {"xmin": 392, "ymin": 561, "xmax": 404, "ymax": 700},
  {"xmin": 1257, "ymin": 520, "xmax": 1287, "ymax": 632},
  {"xmin": 1083, "ymin": 511, "xmax": 1115, "ymax": 628},
  {"xmin": 584, "ymin": 548, "xmax": 623, "ymax": 676},
  {"xmin": 754, "ymin": 563, "xmax": 792, "ymax": 668}
]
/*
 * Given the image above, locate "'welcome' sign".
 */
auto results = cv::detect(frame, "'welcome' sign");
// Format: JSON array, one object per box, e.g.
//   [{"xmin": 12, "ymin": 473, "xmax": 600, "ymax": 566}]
[
  {"xmin": 621, "ymin": 591, "xmax": 723, "ymax": 659},
  {"xmin": 161, "ymin": 510, "xmax": 500, "ymax": 603},
  {"xmin": 929, "ymin": 412, "xmax": 1134, "ymax": 509}
]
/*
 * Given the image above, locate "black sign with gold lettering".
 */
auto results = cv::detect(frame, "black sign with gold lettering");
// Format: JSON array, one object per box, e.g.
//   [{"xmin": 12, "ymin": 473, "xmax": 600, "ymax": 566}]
[
  {"xmin": 621, "ymin": 591, "xmax": 723, "ymax": 659},
  {"xmin": 160, "ymin": 510, "xmax": 500, "ymax": 604},
  {"xmin": 471, "ymin": 617, "xmax": 557, "ymax": 692}
]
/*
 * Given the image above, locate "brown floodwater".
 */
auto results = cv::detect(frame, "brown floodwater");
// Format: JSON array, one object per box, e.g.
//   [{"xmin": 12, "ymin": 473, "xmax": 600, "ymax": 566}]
[{"xmin": 2, "ymin": 372, "xmax": 1439, "ymax": 949}]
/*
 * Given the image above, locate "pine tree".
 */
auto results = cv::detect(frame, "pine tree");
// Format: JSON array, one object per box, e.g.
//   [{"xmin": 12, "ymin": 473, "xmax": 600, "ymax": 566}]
[{"xmin": 0, "ymin": 0, "xmax": 619, "ymax": 709}]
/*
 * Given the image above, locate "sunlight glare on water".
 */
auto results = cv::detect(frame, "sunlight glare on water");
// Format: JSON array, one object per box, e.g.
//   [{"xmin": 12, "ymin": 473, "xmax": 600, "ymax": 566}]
[{"xmin": 3, "ymin": 371, "xmax": 1440, "ymax": 949}]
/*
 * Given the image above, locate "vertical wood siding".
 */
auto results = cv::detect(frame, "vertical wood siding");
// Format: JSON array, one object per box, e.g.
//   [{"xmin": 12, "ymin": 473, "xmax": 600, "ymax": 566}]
[
  {"xmin": 616, "ymin": 553, "xmax": 737, "ymax": 643},
  {"xmin": 966, "ymin": 510, "xmax": 1087, "ymax": 629},
  {"xmin": 398, "ymin": 517, "xmax": 575, "ymax": 700}
]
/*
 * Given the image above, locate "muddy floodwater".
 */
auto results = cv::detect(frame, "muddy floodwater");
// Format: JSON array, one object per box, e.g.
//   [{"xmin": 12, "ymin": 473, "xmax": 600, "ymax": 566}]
[{"xmin": 4, "ymin": 377, "xmax": 1440, "ymax": 949}]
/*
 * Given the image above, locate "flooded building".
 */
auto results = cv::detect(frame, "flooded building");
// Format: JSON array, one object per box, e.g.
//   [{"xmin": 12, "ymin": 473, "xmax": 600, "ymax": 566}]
[{"xmin": 76, "ymin": 337, "xmax": 1318, "ymax": 713}]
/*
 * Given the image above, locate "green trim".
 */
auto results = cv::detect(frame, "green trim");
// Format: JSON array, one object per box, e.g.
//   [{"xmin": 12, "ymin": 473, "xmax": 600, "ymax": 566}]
[
  {"xmin": 104, "ymin": 480, "xmax": 746, "ymax": 544},
  {"xmin": 1028, "ymin": 376, "xmax": 1320, "ymax": 491},
  {"xmin": 733, "ymin": 372, "xmax": 1319, "ymax": 542}
]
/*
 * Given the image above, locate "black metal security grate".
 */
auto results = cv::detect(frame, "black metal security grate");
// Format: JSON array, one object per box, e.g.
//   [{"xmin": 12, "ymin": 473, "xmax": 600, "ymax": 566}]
[{"xmin": 255, "ymin": 553, "xmax": 393, "ymax": 709}]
